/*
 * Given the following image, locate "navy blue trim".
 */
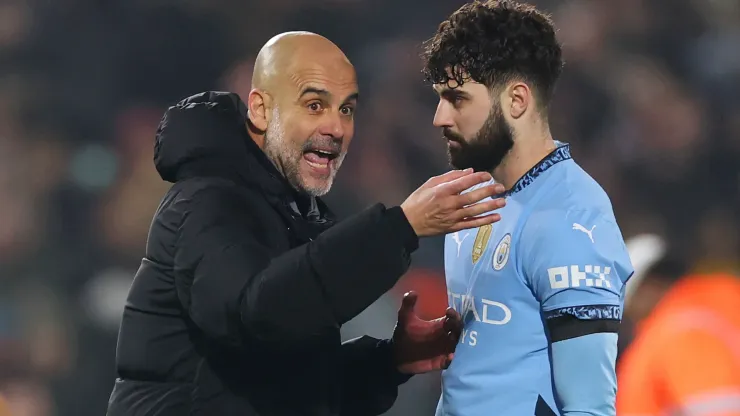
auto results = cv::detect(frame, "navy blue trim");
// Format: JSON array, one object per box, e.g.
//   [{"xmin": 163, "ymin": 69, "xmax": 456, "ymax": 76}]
[
  {"xmin": 501, "ymin": 143, "xmax": 572, "ymax": 197},
  {"xmin": 545, "ymin": 304, "xmax": 621, "ymax": 321}
]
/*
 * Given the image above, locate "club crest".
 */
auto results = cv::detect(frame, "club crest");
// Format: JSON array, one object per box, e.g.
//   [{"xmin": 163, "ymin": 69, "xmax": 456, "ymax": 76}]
[{"xmin": 492, "ymin": 234, "xmax": 511, "ymax": 271}]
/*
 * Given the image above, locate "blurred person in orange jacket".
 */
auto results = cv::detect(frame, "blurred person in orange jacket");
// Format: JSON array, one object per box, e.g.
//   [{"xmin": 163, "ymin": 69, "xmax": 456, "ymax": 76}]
[{"xmin": 617, "ymin": 251, "xmax": 740, "ymax": 415}]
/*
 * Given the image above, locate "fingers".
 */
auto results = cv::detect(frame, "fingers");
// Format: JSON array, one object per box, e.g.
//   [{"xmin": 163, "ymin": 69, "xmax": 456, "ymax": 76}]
[
  {"xmin": 447, "ymin": 330, "xmax": 461, "ymax": 348},
  {"xmin": 424, "ymin": 169, "xmax": 473, "ymax": 188},
  {"xmin": 446, "ymin": 324, "xmax": 461, "ymax": 345},
  {"xmin": 438, "ymin": 172, "xmax": 492, "ymax": 195},
  {"xmin": 443, "ymin": 308, "xmax": 463, "ymax": 347},
  {"xmin": 448, "ymin": 212, "xmax": 502, "ymax": 233},
  {"xmin": 443, "ymin": 307, "xmax": 462, "ymax": 330},
  {"xmin": 442, "ymin": 353, "xmax": 454, "ymax": 370},
  {"xmin": 443, "ymin": 308, "xmax": 461, "ymax": 329},
  {"xmin": 398, "ymin": 291, "xmax": 418, "ymax": 322},
  {"xmin": 444, "ymin": 307, "xmax": 459, "ymax": 321},
  {"xmin": 402, "ymin": 291, "xmax": 418, "ymax": 309},
  {"xmin": 453, "ymin": 198, "xmax": 506, "ymax": 221},
  {"xmin": 457, "ymin": 183, "xmax": 505, "ymax": 207}
]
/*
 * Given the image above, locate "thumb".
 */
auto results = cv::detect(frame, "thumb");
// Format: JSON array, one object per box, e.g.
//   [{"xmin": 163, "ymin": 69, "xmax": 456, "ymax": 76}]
[{"xmin": 398, "ymin": 291, "xmax": 418, "ymax": 322}]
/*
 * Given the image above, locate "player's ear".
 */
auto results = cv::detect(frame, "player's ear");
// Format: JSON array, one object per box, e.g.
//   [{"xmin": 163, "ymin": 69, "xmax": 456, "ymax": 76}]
[
  {"xmin": 507, "ymin": 82, "xmax": 530, "ymax": 119},
  {"xmin": 247, "ymin": 89, "xmax": 270, "ymax": 132}
]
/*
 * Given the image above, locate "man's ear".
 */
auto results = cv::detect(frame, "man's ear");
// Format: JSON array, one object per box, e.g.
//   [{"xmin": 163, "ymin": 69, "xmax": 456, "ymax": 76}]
[
  {"xmin": 247, "ymin": 89, "xmax": 270, "ymax": 131},
  {"xmin": 507, "ymin": 82, "xmax": 531, "ymax": 119}
]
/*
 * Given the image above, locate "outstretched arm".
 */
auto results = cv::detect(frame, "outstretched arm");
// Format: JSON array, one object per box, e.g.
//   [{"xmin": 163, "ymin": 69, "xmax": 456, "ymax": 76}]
[{"xmin": 174, "ymin": 187, "xmax": 418, "ymax": 348}]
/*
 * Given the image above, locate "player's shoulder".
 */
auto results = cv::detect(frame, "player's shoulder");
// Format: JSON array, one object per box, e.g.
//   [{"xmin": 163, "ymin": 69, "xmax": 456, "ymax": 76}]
[
  {"xmin": 524, "ymin": 162, "xmax": 619, "ymax": 241},
  {"xmin": 541, "ymin": 160, "xmax": 613, "ymax": 214}
]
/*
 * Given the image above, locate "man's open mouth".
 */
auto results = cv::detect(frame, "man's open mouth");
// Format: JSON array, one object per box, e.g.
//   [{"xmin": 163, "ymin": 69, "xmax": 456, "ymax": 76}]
[{"xmin": 303, "ymin": 148, "xmax": 339, "ymax": 169}]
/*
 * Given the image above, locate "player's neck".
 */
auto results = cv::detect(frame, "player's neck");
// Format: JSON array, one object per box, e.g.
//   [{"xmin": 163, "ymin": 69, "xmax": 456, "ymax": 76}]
[{"xmin": 492, "ymin": 130, "xmax": 557, "ymax": 191}]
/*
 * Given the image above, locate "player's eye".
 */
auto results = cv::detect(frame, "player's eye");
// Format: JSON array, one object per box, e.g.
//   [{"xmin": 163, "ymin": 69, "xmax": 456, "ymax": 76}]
[
  {"xmin": 442, "ymin": 93, "xmax": 465, "ymax": 108},
  {"xmin": 307, "ymin": 102, "xmax": 323, "ymax": 112},
  {"xmin": 339, "ymin": 105, "xmax": 354, "ymax": 116},
  {"xmin": 450, "ymin": 95, "xmax": 465, "ymax": 106}
]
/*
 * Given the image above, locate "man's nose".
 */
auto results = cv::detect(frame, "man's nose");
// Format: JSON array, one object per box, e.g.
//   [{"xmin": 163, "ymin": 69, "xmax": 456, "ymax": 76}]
[
  {"xmin": 433, "ymin": 100, "xmax": 454, "ymax": 128},
  {"xmin": 317, "ymin": 111, "xmax": 347, "ymax": 139}
]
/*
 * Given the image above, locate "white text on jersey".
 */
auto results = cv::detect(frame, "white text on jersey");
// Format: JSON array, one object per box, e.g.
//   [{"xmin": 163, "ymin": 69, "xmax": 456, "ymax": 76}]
[
  {"xmin": 547, "ymin": 265, "xmax": 612, "ymax": 289},
  {"xmin": 448, "ymin": 291, "xmax": 512, "ymax": 325}
]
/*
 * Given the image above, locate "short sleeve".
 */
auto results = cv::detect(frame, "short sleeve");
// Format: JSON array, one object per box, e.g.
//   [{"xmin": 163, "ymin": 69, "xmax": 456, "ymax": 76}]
[{"xmin": 521, "ymin": 208, "xmax": 634, "ymax": 317}]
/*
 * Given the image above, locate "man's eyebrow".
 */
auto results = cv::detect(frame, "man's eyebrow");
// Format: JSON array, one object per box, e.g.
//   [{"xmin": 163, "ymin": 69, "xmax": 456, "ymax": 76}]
[
  {"xmin": 299, "ymin": 87, "xmax": 331, "ymax": 99},
  {"xmin": 342, "ymin": 92, "xmax": 359, "ymax": 104},
  {"xmin": 436, "ymin": 87, "xmax": 471, "ymax": 99},
  {"xmin": 299, "ymin": 87, "xmax": 358, "ymax": 105}
]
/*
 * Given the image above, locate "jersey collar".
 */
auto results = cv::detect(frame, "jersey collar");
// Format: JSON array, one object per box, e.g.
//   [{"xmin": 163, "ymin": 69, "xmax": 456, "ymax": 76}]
[{"xmin": 504, "ymin": 142, "xmax": 572, "ymax": 197}]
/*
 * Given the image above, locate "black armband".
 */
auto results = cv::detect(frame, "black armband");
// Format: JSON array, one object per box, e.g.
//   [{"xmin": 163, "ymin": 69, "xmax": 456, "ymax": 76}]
[{"xmin": 544, "ymin": 304, "xmax": 621, "ymax": 343}]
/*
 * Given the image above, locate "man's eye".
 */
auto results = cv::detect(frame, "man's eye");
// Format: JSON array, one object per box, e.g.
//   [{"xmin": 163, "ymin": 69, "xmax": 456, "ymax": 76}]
[
  {"xmin": 449, "ymin": 96, "xmax": 466, "ymax": 108},
  {"xmin": 308, "ymin": 102, "xmax": 322, "ymax": 111},
  {"xmin": 340, "ymin": 106, "xmax": 354, "ymax": 116}
]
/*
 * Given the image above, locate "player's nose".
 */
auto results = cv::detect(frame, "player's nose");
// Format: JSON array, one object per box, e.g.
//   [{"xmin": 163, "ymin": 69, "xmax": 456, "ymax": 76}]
[{"xmin": 433, "ymin": 100, "xmax": 454, "ymax": 128}]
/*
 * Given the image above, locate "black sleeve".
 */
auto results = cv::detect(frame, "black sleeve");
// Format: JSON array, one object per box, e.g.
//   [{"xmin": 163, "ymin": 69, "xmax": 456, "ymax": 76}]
[
  {"xmin": 173, "ymin": 187, "xmax": 419, "ymax": 347},
  {"xmin": 339, "ymin": 336, "xmax": 412, "ymax": 416}
]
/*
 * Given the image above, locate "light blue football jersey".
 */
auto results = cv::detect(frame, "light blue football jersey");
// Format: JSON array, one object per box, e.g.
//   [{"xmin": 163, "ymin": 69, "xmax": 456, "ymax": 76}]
[{"xmin": 437, "ymin": 143, "xmax": 633, "ymax": 416}]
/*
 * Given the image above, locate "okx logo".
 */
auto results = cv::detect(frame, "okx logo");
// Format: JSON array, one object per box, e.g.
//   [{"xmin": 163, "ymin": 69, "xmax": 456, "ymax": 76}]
[{"xmin": 547, "ymin": 265, "xmax": 612, "ymax": 289}]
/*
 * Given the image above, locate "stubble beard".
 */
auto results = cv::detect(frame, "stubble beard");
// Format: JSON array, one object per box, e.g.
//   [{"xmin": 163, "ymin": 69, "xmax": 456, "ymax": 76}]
[{"xmin": 263, "ymin": 110, "xmax": 345, "ymax": 197}]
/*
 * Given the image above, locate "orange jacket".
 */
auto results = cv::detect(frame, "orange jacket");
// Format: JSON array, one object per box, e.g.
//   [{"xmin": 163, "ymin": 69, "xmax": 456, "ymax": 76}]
[{"xmin": 617, "ymin": 274, "xmax": 740, "ymax": 416}]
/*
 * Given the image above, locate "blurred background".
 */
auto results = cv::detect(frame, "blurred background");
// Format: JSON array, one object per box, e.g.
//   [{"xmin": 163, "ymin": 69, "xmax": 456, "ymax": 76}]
[{"xmin": 0, "ymin": 0, "xmax": 738, "ymax": 415}]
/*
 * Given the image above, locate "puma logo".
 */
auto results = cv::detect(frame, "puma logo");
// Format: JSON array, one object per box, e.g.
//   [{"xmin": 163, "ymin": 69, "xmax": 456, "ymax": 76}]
[
  {"xmin": 451, "ymin": 231, "xmax": 470, "ymax": 257},
  {"xmin": 572, "ymin": 223, "xmax": 596, "ymax": 243}
]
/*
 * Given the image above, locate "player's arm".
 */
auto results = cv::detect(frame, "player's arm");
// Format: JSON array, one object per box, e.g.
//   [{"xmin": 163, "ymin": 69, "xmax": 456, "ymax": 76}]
[
  {"xmin": 522, "ymin": 209, "xmax": 634, "ymax": 416},
  {"xmin": 338, "ymin": 336, "xmax": 411, "ymax": 416}
]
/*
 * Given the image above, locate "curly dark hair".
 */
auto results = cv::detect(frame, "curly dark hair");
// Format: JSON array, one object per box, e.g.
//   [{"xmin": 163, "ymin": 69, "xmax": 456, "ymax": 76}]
[{"xmin": 422, "ymin": 0, "xmax": 563, "ymax": 107}]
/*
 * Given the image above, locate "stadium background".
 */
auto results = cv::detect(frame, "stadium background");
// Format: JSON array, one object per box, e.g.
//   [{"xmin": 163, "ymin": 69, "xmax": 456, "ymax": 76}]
[{"xmin": 0, "ymin": 0, "xmax": 738, "ymax": 414}]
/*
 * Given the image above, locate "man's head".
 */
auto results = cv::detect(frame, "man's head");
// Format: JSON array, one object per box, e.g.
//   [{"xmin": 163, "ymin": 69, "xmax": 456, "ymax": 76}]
[
  {"xmin": 247, "ymin": 32, "xmax": 358, "ymax": 196},
  {"xmin": 422, "ymin": 0, "xmax": 563, "ymax": 171}
]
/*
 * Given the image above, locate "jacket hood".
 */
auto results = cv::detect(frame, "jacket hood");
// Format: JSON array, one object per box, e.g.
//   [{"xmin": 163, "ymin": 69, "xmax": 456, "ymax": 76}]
[
  {"xmin": 153, "ymin": 91, "xmax": 334, "ymax": 223},
  {"xmin": 154, "ymin": 91, "xmax": 276, "ymax": 185}
]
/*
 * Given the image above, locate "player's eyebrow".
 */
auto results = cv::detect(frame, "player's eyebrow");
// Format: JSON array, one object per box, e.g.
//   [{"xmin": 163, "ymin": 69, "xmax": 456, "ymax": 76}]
[{"xmin": 436, "ymin": 87, "xmax": 471, "ymax": 101}]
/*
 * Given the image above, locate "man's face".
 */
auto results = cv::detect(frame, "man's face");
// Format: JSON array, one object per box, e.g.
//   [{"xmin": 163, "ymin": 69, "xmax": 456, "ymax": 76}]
[
  {"xmin": 263, "ymin": 61, "xmax": 358, "ymax": 197},
  {"xmin": 432, "ymin": 80, "xmax": 514, "ymax": 172}
]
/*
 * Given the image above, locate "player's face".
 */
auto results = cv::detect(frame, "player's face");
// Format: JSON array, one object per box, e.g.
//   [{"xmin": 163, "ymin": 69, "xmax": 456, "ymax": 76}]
[
  {"xmin": 264, "ymin": 60, "xmax": 358, "ymax": 197},
  {"xmin": 433, "ymin": 81, "xmax": 514, "ymax": 172}
]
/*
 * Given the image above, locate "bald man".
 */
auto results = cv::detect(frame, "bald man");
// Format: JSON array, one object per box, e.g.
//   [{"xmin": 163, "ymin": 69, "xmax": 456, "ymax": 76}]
[{"xmin": 107, "ymin": 32, "xmax": 504, "ymax": 416}]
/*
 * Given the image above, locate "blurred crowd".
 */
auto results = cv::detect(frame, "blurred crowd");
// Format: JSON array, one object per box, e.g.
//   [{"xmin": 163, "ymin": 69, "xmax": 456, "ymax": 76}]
[{"xmin": 0, "ymin": 0, "xmax": 738, "ymax": 415}]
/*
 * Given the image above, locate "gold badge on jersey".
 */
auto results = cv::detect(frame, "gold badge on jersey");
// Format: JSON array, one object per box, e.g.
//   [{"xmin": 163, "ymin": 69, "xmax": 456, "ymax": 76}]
[{"xmin": 471, "ymin": 224, "xmax": 493, "ymax": 264}]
